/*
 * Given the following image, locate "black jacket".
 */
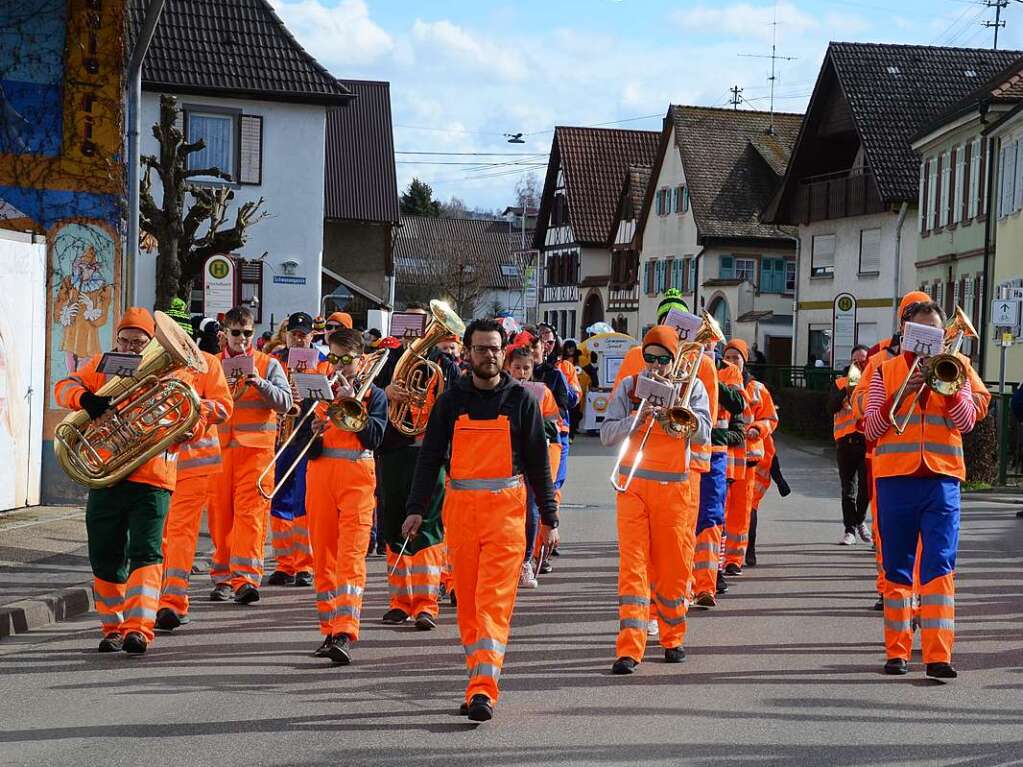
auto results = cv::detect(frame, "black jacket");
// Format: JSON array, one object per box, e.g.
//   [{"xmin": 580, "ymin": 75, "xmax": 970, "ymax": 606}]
[
  {"xmin": 376, "ymin": 346, "xmax": 460, "ymax": 454},
  {"xmin": 406, "ymin": 372, "xmax": 558, "ymax": 525}
]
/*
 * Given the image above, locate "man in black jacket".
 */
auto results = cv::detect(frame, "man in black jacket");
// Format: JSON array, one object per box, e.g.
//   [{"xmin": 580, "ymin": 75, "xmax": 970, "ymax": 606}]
[
  {"xmin": 827, "ymin": 344, "xmax": 871, "ymax": 545},
  {"xmin": 403, "ymin": 318, "xmax": 558, "ymax": 723}
]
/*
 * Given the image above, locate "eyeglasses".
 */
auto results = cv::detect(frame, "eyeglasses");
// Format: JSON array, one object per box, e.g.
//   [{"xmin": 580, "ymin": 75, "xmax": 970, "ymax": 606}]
[
  {"xmin": 327, "ymin": 352, "xmax": 358, "ymax": 366},
  {"xmin": 471, "ymin": 345, "xmax": 502, "ymax": 357},
  {"xmin": 229, "ymin": 329, "xmax": 254, "ymax": 338},
  {"xmin": 643, "ymin": 353, "xmax": 673, "ymax": 365},
  {"xmin": 324, "ymin": 323, "xmax": 342, "ymax": 331},
  {"xmin": 116, "ymin": 337, "xmax": 148, "ymax": 351}
]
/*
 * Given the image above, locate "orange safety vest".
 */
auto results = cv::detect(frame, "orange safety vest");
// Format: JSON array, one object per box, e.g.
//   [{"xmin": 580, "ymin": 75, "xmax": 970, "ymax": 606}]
[
  {"xmin": 744, "ymin": 379, "xmax": 778, "ymax": 464},
  {"xmin": 557, "ymin": 358, "xmax": 581, "ymax": 397},
  {"xmin": 715, "ymin": 361, "xmax": 745, "ymax": 458},
  {"xmin": 873, "ymin": 354, "xmax": 967, "ymax": 481},
  {"xmin": 832, "ymin": 376, "xmax": 859, "ymax": 442},
  {"xmin": 687, "ymin": 354, "xmax": 717, "ymax": 474},
  {"xmin": 177, "ymin": 352, "xmax": 234, "ymax": 479},
  {"xmin": 618, "ymin": 374, "xmax": 690, "ymax": 485},
  {"xmin": 53, "ymin": 353, "xmax": 178, "ymax": 491},
  {"xmin": 319, "ymin": 387, "xmax": 376, "ymax": 461},
  {"xmin": 218, "ymin": 349, "xmax": 278, "ymax": 450},
  {"xmin": 449, "ymin": 411, "xmax": 521, "ymax": 491}
]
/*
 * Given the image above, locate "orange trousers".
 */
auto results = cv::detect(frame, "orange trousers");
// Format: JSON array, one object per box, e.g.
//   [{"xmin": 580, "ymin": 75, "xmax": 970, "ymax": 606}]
[
  {"xmin": 723, "ymin": 472, "xmax": 755, "ymax": 567},
  {"xmin": 616, "ymin": 476, "xmax": 695, "ymax": 662},
  {"xmin": 444, "ymin": 483, "xmax": 526, "ymax": 705},
  {"xmin": 94, "ymin": 564, "xmax": 162, "ymax": 642},
  {"xmin": 269, "ymin": 516, "xmax": 314, "ymax": 576},
  {"xmin": 159, "ymin": 474, "xmax": 211, "ymax": 616},
  {"xmin": 692, "ymin": 526, "xmax": 721, "ymax": 598},
  {"xmin": 208, "ymin": 445, "xmax": 273, "ymax": 590},
  {"xmin": 387, "ymin": 543, "xmax": 443, "ymax": 617},
  {"xmin": 306, "ymin": 456, "xmax": 376, "ymax": 639}
]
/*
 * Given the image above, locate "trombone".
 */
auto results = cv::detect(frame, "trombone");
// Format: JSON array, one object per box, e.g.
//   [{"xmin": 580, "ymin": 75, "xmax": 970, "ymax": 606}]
[
  {"xmin": 257, "ymin": 348, "xmax": 390, "ymax": 500},
  {"xmin": 889, "ymin": 305, "xmax": 977, "ymax": 435}
]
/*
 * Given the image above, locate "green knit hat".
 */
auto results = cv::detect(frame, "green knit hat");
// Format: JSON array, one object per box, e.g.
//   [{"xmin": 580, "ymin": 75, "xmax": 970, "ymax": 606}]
[
  {"xmin": 657, "ymin": 289, "xmax": 689, "ymax": 322},
  {"xmin": 166, "ymin": 297, "xmax": 194, "ymax": 338}
]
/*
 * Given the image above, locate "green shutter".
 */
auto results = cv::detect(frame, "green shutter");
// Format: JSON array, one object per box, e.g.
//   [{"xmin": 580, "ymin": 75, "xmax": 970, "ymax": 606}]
[{"xmin": 719, "ymin": 255, "xmax": 734, "ymax": 279}]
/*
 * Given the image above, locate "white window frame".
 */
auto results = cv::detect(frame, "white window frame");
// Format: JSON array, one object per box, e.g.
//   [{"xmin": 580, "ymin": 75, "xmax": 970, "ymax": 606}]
[
  {"xmin": 968, "ymin": 138, "xmax": 981, "ymax": 220},
  {"xmin": 858, "ymin": 228, "xmax": 881, "ymax": 274},
  {"xmin": 939, "ymin": 150, "xmax": 950, "ymax": 228},
  {"xmin": 784, "ymin": 260, "xmax": 796, "ymax": 293},
  {"xmin": 185, "ymin": 108, "xmax": 239, "ymax": 181},
  {"xmin": 734, "ymin": 257, "xmax": 757, "ymax": 285},
  {"xmin": 953, "ymin": 145, "xmax": 964, "ymax": 225},
  {"xmin": 927, "ymin": 158, "xmax": 938, "ymax": 230},
  {"xmin": 811, "ymin": 234, "xmax": 836, "ymax": 277}
]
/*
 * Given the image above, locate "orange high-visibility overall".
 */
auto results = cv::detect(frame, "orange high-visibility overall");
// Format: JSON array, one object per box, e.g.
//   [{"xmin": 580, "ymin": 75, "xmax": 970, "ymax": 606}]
[
  {"xmin": 682, "ymin": 355, "xmax": 717, "ymax": 598},
  {"xmin": 160, "ymin": 352, "xmax": 233, "ymax": 617},
  {"xmin": 443, "ymin": 412, "xmax": 527, "ymax": 705}
]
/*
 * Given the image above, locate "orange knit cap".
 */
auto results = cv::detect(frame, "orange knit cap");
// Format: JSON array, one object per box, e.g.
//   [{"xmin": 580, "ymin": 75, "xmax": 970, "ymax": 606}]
[
  {"xmin": 118, "ymin": 307, "xmax": 155, "ymax": 338},
  {"xmin": 897, "ymin": 290, "xmax": 931, "ymax": 319},
  {"xmin": 724, "ymin": 338, "xmax": 749, "ymax": 361},
  {"xmin": 327, "ymin": 311, "xmax": 353, "ymax": 329},
  {"xmin": 642, "ymin": 326, "xmax": 678, "ymax": 357}
]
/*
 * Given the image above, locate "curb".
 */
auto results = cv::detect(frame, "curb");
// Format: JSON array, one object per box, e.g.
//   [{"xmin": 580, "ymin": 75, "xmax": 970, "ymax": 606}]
[{"xmin": 0, "ymin": 584, "xmax": 94, "ymax": 640}]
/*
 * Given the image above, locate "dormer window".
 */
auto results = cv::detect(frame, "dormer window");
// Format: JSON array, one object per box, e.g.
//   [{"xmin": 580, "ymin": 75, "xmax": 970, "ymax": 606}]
[
  {"xmin": 965, "ymin": 69, "xmax": 977, "ymax": 78},
  {"xmin": 886, "ymin": 65, "xmax": 900, "ymax": 75}
]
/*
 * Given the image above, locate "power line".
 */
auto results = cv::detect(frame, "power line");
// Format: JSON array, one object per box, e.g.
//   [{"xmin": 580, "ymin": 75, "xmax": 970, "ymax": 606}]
[
  {"xmin": 395, "ymin": 150, "xmax": 548, "ymax": 156},
  {"xmin": 396, "ymin": 160, "xmax": 550, "ymax": 166}
]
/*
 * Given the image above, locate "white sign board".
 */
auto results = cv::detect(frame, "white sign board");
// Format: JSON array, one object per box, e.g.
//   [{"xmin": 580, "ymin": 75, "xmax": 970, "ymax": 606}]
[
  {"xmin": 292, "ymin": 372, "xmax": 334, "ymax": 401},
  {"xmin": 663, "ymin": 309, "xmax": 703, "ymax": 341},
  {"xmin": 203, "ymin": 255, "xmax": 235, "ymax": 317},
  {"xmin": 832, "ymin": 293, "xmax": 857, "ymax": 369},
  {"xmin": 991, "ymin": 298, "xmax": 1021, "ymax": 328},
  {"xmin": 582, "ymin": 390, "xmax": 612, "ymax": 432},
  {"xmin": 902, "ymin": 321, "xmax": 945, "ymax": 357}
]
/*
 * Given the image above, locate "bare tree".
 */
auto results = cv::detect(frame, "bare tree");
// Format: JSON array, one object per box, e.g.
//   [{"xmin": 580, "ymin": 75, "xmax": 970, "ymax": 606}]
[
  {"xmin": 515, "ymin": 172, "xmax": 541, "ymax": 211},
  {"xmin": 140, "ymin": 94, "xmax": 268, "ymax": 309}
]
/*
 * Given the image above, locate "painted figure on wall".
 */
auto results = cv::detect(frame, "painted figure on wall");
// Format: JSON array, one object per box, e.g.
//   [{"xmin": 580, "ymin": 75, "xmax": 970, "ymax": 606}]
[{"xmin": 50, "ymin": 222, "xmax": 114, "ymax": 377}]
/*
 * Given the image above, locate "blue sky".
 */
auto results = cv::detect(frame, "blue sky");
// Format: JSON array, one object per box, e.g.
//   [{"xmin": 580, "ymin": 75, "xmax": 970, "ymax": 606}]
[{"xmin": 271, "ymin": 0, "xmax": 1023, "ymax": 210}]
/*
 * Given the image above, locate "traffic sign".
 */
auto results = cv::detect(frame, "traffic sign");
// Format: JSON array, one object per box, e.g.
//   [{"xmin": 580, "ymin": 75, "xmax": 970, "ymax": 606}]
[{"xmin": 991, "ymin": 298, "xmax": 1021, "ymax": 328}]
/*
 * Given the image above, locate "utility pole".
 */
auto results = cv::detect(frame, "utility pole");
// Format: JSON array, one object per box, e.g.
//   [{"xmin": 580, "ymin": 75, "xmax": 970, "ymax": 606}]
[
  {"xmin": 984, "ymin": 0, "xmax": 1008, "ymax": 49},
  {"xmin": 729, "ymin": 85, "xmax": 743, "ymax": 110},
  {"xmin": 738, "ymin": 2, "xmax": 795, "ymax": 134}
]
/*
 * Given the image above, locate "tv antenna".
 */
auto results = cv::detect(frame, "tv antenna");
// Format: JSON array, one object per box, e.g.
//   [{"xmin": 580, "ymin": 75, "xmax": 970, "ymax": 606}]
[
  {"xmin": 729, "ymin": 85, "xmax": 744, "ymax": 110},
  {"xmin": 739, "ymin": 1, "xmax": 796, "ymax": 133}
]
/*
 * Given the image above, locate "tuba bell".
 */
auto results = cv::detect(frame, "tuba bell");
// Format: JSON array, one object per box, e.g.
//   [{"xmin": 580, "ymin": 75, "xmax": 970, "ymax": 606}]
[
  {"xmin": 387, "ymin": 299, "xmax": 465, "ymax": 436},
  {"xmin": 54, "ymin": 311, "xmax": 207, "ymax": 489}
]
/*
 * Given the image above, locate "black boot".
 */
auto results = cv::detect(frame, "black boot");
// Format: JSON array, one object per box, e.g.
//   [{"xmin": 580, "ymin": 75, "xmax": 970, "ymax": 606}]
[
  {"xmin": 716, "ymin": 572, "xmax": 730, "ymax": 593},
  {"xmin": 327, "ymin": 634, "xmax": 352, "ymax": 665},
  {"xmin": 466, "ymin": 694, "xmax": 493, "ymax": 722},
  {"xmin": 770, "ymin": 454, "xmax": 791, "ymax": 497},
  {"xmin": 745, "ymin": 510, "xmax": 758, "ymax": 567}
]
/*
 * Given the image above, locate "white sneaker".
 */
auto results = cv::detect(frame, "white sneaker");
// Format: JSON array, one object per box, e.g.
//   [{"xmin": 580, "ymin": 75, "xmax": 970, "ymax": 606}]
[
  {"xmin": 839, "ymin": 531, "xmax": 857, "ymax": 546},
  {"xmin": 856, "ymin": 523, "xmax": 873, "ymax": 544},
  {"xmin": 647, "ymin": 619, "xmax": 659, "ymax": 637},
  {"xmin": 519, "ymin": 560, "xmax": 538, "ymax": 589}
]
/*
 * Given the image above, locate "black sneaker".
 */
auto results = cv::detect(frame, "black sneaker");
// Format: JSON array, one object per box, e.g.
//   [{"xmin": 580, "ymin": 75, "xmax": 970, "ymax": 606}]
[
  {"xmin": 1016, "ymin": 509, "xmax": 1023, "ymax": 519},
  {"xmin": 538, "ymin": 559, "xmax": 553, "ymax": 574},
  {"xmin": 234, "ymin": 584, "xmax": 260, "ymax": 605},
  {"xmin": 550, "ymin": 547, "xmax": 561, "ymax": 557},
  {"xmin": 327, "ymin": 634, "xmax": 352, "ymax": 665},
  {"xmin": 612, "ymin": 657, "xmax": 638, "ymax": 675},
  {"xmin": 381, "ymin": 608, "xmax": 409, "ymax": 625},
  {"xmin": 723, "ymin": 563, "xmax": 742, "ymax": 577},
  {"xmin": 884, "ymin": 658, "xmax": 908, "ymax": 675},
  {"xmin": 154, "ymin": 607, "xmax": 182, "ymax": 632},
  {"xmin": 664, "ymin": 646, "xmax": 687, "ymax": 664},
  {"xmin": 716, "ymin": 573, "xmax": 729, "ymax": 595},
  {"xmin": 744, "ymin": 551, "xmax": 757, "ymax": 567},
  {"xmin": 449, "ymin": 589, "xmax": 457, "ymax": 607},
  {"xmin": 466, "ymin": 694, "xmax": 493, "ymax": 722},
  {"xmin": 209, "ymin": 583, "xmax": 232, "ymax": 601},
  {"xmin": 293, "ymin": 572, "xmax": 313, "ymax": 587},
  {"xmin": 694, "ymin": 591, "xmax": 716, "ymax": 608},
  {"xmin": 123, "ymin": 632, "xmax": 148, "ymax": 655},
  {"xmin": 925, "ymin": 662, "xmax": 957, "ymax": 680},
  {"xmin": 873, "ymin": 595, "xmax": 884, "ymax": 611},
  {"xmin": 777, "ymin": 479, "xmax": 791, "ymax": 497},
  {"xmin": 375, "ymin": 542, "xmax": 387, "ymax": 556},
  {"xmin": 266, "ymin": 570, "xmax": 295, "ymax": 586},
  {"xmin": 98, "ymin": 633, "xmax": 123, "ymax": 653},
  {"xmin": 414, "ymin": 612, "xmax": 437, "ymax": 631},
  {"xmin": 313, "ymin": 635, "xmax": 333, "ymax": 658},
  {"xmin": 458, "ymin": 702, "xmax": 469, "ymax": 715}
]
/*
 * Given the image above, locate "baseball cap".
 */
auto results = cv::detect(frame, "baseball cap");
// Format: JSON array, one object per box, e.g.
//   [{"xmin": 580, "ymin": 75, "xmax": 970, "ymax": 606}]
[{"xmin": 287, "ymin": 312, "xmax": 314, "ymax": 333}]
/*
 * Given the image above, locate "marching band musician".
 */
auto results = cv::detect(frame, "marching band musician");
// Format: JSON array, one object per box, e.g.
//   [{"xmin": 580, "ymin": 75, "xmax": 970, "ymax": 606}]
[
  {"xmin": 721, "ymin": 339, "xmax": 778, "ymax": 577},
  {"xmin": 827, "ymin": 344, "xmax": 872, "ymax": 546},
  {"xmin": 864, "ymin": 300, "xmax": 989, "ymax": 680},
  {"xmin": 265, "ymin": 312, "xmax": 327, "ymax": 588},
  {"xmin": 208, "ymin": 306, "xmax": 293, "ymax": 606},
  {"xmin": 402, "ymin": 318, "xmax": 558, "ymax": 722},
  {"xmin": 601, "ymin": 326, "xmax": 711, "ymax": 675},
  {"xmin": 305, "ymin": 328, "xmax": 387, "ymax": 664},
  {"xmin": 155, "ymin": 343, "xmax": 233, "ymax": 632},
  {"xmin": 54, "ymin": 308, "xmax": 183, "ymax": 654}
]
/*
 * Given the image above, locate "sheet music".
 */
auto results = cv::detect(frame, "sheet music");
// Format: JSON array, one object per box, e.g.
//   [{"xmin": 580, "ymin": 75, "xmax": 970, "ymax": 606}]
[
  {"xmin": 292, "ymin": 373, "xmax": 334, "ymax": 401},
  {"xmin": 662, "ymin": 309, "xmax": 702, "ymax": 341},
  {"xmin": 287, "ymin": 347, "xmax": 320, "ymax": 372},
  {"xmin": 390, "ymin": 312, "xmax": 428, "ymax": 340},
  {"xmin": 633, "ymin": 375, "xmax": 676, "ymax": 408},
  {"xmin": 221, "ymin": 355, "xmax": 254, "ymax": 383},
  {"xmin": 98, "ymin": 352, "xmax": 143, "ymax": 377},
  {"xmin": 902, "ymin": 322, "xmax": 945, "ymax": 358}
]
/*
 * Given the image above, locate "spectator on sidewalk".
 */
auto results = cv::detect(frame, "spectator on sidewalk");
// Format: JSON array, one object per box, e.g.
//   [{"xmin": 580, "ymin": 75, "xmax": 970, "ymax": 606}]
[{"xmin": 827, "ymin": 344, "xmax": 871, "ymax": 545}]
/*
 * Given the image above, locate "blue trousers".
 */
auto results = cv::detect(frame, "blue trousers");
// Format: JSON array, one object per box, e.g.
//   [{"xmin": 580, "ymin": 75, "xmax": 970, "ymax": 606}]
[
  {"xmin": 876, "ymin": 476, "xmax": 960, "ymax": 587},
  {"xmin": 525, "ymin": 487, "xmax": 540, "ymax": 562},
  {"xmin": 555, "ymin": 432, "xmax": 569, "ymax": 491},
  {"xmin": 270, "ymin": 441, "xmax": 308, "ymax": 521},
  {"xmin": 696, "ymin": 451, "xmax": 728, "ymax": 536}
]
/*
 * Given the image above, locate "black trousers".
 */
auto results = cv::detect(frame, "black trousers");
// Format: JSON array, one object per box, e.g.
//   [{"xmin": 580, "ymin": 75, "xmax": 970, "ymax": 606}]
[{"xmin": 835, "ymin": 434, "xmax": 868, "ymax": 531}]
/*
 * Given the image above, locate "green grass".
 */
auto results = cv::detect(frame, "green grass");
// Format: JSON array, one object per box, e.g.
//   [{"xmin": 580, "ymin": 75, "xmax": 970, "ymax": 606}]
[{"xmin": 962, "ymin": 481, "xmax": 994, "ymax": 492}]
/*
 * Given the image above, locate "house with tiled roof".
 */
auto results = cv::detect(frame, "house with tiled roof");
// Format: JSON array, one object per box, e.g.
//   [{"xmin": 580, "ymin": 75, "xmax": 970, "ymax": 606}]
[
  {"xmin": 394, "ymin": 215, "xmax": 528, "ymax": 321},
  {"xmin": 765, "ymin": 42, "xmax": 1019, "ymax": 368},
  {"xmin": 532, "ymin": 127, "xmax": 660, "ymax": 340},
  {"xmin": 605, "ymin": 165, "xmax": 652, "ymax": 333},
  {"xmin": 633, "ymin": 106, "xmax": 801, "ymax": 359},
  {"xmin": 128, "ymin": 0, "xmax": 353, "ymax": 330}
]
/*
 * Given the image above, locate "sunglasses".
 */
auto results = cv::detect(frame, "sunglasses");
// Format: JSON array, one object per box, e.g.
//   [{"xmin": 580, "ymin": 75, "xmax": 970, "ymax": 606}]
[
  {"xmin": 327, "ymin": 352, "xmax": 358, "ymax": 366},
  {"xmin": 116, "ymin": 337, "xmax": 148, "ymax": 351},
  {"xmin": 643, "ymin": 353, "xmax": 673, "ymax": 365},
  {"xmin": 229, "ymin": 329, "xmax": 254, "ymax": 338},
  {"xmin": 324, "ymin": 323, "xmax": 342, "ymax": 331}
]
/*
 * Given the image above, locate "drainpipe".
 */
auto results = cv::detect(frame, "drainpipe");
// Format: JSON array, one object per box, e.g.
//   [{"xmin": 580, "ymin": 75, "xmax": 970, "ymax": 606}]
[
  {"xmin": 980, "ymin": 135, "xmax": 999, "ymax": 378},
  {"xmin": 780, "ymin": 230, "xmax": 801, "ymax": 365},
  {"xmin": 125, "ymin": 0, "xmax": 166, "ymax": 307},
  {"xmin": 892, "ymin": 201, "xmax": 910, "ymax": 333},
  {"xmin": 691, "ymin": 246, "xmax": 704, "ymax": 312}
]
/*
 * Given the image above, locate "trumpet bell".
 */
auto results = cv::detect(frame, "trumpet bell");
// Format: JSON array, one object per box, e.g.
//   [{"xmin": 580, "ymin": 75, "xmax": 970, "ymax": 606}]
[
  {"xmin": 327, "ymin": 398, "xmax": 368, "ymax": 432},
  {"xmin": 665, "ymin": 405, "xmax": 698, "ymax": 438},
  {"xmin": 925, "ymin": 353, "xmax": 966, "ymax": 396}
]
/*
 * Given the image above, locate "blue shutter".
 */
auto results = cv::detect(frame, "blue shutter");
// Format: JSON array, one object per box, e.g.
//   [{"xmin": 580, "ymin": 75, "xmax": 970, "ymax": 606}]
[
  {"xmin": 688, "ymin": 258, "xmax": 697, "ymax": 289},
  {"xmin": 673, "ymin": 259, "xmax": 682, "ymax": 288},
  {"xmin": 719, "ymin": 255, "xmax": 734, "ymax": 279},
  {"xmin": 682, "ymin": 186, "xmax": 689, "ymax": 212}
]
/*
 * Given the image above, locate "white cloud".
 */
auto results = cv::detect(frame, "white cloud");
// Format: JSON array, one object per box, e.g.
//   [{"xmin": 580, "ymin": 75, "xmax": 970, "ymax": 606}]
[
  {"xmin": 672, "ymin": 2, "xmax": 819, "ymax": 42},
  {"xmin": 410, "ymin": 19, "xmax": 528, "ymax": 81},
  {"xmin": 268, "ymin": 0, "xmax": 393, "ymax": 69}
]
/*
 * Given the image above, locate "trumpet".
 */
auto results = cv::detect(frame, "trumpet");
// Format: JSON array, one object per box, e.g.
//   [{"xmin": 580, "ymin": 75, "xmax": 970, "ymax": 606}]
[
  {"xmin": 387, "ymin": 299, "xmax": 465, "ymax": 436},
  {"xmin": 889, "ymin": 305, "xmax": 977, "ymax": 435}
]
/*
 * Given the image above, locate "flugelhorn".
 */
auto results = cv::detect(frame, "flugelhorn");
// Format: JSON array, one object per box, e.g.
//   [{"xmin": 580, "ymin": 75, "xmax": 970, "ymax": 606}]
[
  {"xmin": 54, "ymin": 311, "xmax": 207, "ymax": 489},
  {"xmin": 387, "ymin": 299, "xmax": 465, "ymax": 436},
  {"xmin": 889, "ymin": 305, "xmax": 976, "ymax": 434}
]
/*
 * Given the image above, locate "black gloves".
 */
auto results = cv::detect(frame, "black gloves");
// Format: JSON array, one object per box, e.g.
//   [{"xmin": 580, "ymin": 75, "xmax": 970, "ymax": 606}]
[
  {"xmin": 80, "ymin": 391, "xmax": 112, "ymax": 420},
  {"xmin": 306, "ymin": 435, "xmax": 324, "ymax": 461}
]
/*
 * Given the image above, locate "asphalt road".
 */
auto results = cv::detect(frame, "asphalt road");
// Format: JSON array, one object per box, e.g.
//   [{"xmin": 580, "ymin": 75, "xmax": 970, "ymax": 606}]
[{"xmin": 1, "ymin": 437, "xmax": 1021, "ymax": 767}]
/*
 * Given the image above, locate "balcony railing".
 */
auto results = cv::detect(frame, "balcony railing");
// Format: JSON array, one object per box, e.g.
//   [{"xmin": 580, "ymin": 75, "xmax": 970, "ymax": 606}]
[{"xmin": 797, "ymin": 167, "xmax": 885, "ymax": 223}]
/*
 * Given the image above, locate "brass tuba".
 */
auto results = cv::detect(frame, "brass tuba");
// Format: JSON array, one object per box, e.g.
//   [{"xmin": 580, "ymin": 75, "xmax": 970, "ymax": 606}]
[
  {"xmin": 327, "ymin": 348, "xmax": 391, "ymax": 432},
  {"xmin": 54, "ymin": 311, "xmax": 207, "ymax": 489},
  {"xmin": 889, "ymin": 305, "xmax": 977, "ymax": 434},
  {"xmin": 387, "ymin": 299, "xmax": 465, "ymax": 436}
]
